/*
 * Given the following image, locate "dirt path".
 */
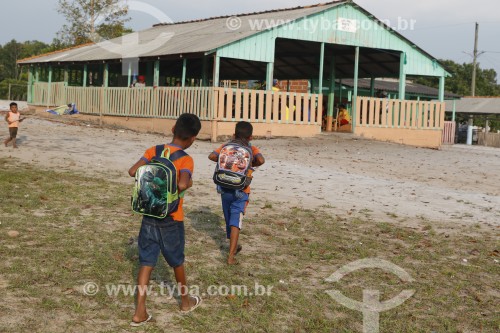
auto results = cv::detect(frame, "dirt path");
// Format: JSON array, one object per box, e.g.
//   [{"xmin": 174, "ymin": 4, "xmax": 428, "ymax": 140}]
[{"xmin": 2, "ymin": 115, "xmax": 499, "ymax": 229}]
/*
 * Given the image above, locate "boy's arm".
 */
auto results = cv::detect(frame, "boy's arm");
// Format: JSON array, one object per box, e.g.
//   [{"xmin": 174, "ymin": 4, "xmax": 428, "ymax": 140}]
[
  {"xmin": 128, "ymin": 159, "xmax": 146, "ymax": 177},
  {"xmin": 208, "ymin": 152, "xmax": 218, "ymax": 162},
  {"xmin": 253, "ymin": 154, "xmax": 265, "ymax": 167},
  {"xmin": 178, "ymin": 172, "xmax": 192, "ymax": 192}
]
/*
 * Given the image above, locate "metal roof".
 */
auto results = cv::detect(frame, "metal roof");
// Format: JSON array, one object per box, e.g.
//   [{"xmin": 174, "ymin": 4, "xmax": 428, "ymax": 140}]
[
  {"xmin": 444, "ymin": 97, "xmax": 500, "ymax": 115},
  {"xmin": 340, "ymin": 78, "xmax": 461, "ymax": 98},
  {"xmin": 18, "ymin": 1, "xmax": 347, "ymax": 64}
]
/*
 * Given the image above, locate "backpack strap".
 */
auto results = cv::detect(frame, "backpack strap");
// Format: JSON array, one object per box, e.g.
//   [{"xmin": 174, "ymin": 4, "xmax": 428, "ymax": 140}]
[
  {"xmin": 155, "ymin": 144, "xmax": 165, "ymax": 158},
  {"xmin": 154, "ymin": 144, "xmax": 187, "ymax": 161},
  {"xmin": 169, "ymin": 149, "xmax": 187, "ymax": 162}
]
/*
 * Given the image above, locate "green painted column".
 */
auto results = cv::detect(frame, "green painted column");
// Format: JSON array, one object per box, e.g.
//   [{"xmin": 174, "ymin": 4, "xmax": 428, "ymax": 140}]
[
  {"xmin": 27, "ymin": 66, "xmax": 34, "ymax": 103},
  {"xmin": 103, "ymin": 63, "xmax": 109, "ymax": 87},
  {"xmin": 339, "ymin": 79, "xmax": 343, "ymax": 103},
  {"xmin": 47, "ymin": 65, "xmax": 53, "ymax": 107},
  {"xmin": 327, "ymin": 54, "xmax": 336, "ymax": 131},
  {"xmin": 266, "ymin": 62, "xmax": 274, "ymax": 91},
  {"xmin": 83, "ymin": 65, "xmax": 88, "ymax": 87},
  {"xmin": 438, "ymin": 76, "xmax": 445, "ymax": 102},
  {"xmin": 352, "ymin": 46, "xmax": 359, "ymax": 132},
  {"xmin": 214, "ymin": 55, "xmax": 220, "ymax": 87},
  {"xmin": 35, "ymin": 66, "xmax": 40, "ymax": 82},
  {"xmin": 154, "ymin": 60, "xmax": 160, "ymax": 87},
  {"xmin": 181, "ymin": 58, "xmax": 187, "ymax": 87},
  {"xmin": 127, "ymin": 62, "xmax": 131, "ymax": 87},
  {"xmin": 64, "ymin": 65, "xmax": 69, "ymax": 85},
  {"xmin": 318, "ymin": 42, "xmax": 325, "ymax": 94},
  {"xmin": 370, "ymin": 76, "xmax": 375, "ymax": 97},
  {"xmin": 399, "ymin": 52, "xmax": 406, "ymax": 100},
  {"xmin": 452, "ymin": 99, "xmax": 456, "ymax": 122}
]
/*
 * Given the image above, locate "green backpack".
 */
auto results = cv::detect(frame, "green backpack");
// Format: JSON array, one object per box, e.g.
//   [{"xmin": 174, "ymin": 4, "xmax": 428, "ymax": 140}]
[{"xmin": 131, "ymin": 145, "xmax": 187, "ymax": 219}]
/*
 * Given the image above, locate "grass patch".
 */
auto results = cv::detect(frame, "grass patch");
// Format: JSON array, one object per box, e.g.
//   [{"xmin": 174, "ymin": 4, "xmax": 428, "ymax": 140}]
[{"xmin": 0, "ymin": 158, "xmax": 498, "ymax": 332}]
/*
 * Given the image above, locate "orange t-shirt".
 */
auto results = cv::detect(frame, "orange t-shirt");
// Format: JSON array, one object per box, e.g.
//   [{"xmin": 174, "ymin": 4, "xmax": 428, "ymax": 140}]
[
  {"xmin": 7, "ymin": 111, "xmax": 20, "ymax": 128},
  {"xmin": 141, "ymin": 144, "xmax": 193, "ymax": 221},
  {"xmin": 213, "ymin": 144, "xmax": 262, "ymax": 194}
]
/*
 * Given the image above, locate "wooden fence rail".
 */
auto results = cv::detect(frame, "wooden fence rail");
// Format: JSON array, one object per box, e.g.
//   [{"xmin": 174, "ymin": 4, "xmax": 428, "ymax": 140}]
[
  {"xmin": 32, "ymin": 83, "xmax": 323, "ymax": 125},
  {"xmin": 356, "ymin": 97, "xmax": 445, "ymax": 130}
]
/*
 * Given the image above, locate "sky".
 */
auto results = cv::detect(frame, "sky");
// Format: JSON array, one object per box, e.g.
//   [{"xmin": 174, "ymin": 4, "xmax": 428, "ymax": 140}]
[{"xmin": 1, "ymin": 0, "xmax": 499, "ymax": 80}]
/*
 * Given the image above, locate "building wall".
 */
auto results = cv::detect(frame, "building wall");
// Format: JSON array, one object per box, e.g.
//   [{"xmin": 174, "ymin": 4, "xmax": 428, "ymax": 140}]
[{"xmin": 355, "ymin": 127, "xmax": 443, "ymax": 149}]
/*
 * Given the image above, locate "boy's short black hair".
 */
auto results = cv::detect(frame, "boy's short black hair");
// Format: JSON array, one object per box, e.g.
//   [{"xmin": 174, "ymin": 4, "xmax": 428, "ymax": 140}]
[
  {"xmin": 173, "ymin": 113, "xmax": 201, "ymax": 140},
  {"xmin": 10, "ymin": 102, "xmax": 17, "ymax": 107},
  {"xmin": 235, "ymin": 121, "xmax": 253, "ymax": 140}
]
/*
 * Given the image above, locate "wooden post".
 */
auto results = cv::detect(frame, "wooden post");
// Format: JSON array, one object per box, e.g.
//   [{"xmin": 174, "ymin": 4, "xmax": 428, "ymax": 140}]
[
  {"xmin": 27, "ymin": 66, "xmax": 34, "ymax": 103},
  {"xmin": 154, "ymin": 60, "xmax": 160, "ymax": 87},
  {"xmin": 99, "ymin": 87, "xmax": 104, "ymax": 127},
  {"xmin": 399, "ymin": 52, "xmax": 406, "ymax": 100},
  {"xmin": 103, "ymin": 63, "xmax": 109, "ymax": 87},
  {"xmin": 318, "ymin": 42, "xmax": 325, "ymax": 94},
  {"xmin": 266, "ymin": 62, "xmax": 274, "ymax": 91},
  {"xmin": 181, "ymin": 58, "xmax": 187, "ymax": 87},
  {"xmin": 327, "ymin": 54, "xmax": 336, "ymax": 132},
  {"xmin": 83, "ymin": 65, "xmax": 88, "ymax": 87},
  {"xmin": 438, "ymin": 76, "xmax": 445, "ymax": 102},
  {"xmin": 370, "ymin": 76, "xmax": 375, "ymax": 97},
  {"xmin": 202, "ymin": 56, "xmax": 208, "ymax": 86},
  {"xmin": 47, "ymin": 65, "xmax": 53, "ymax": 108},
  {"xmin": 213, "ymin": 55, "xmax": 220, "ymax": 87},
  {"xmin": 352, "ymin": 47, "xmax": 359, "ymax": 133}
]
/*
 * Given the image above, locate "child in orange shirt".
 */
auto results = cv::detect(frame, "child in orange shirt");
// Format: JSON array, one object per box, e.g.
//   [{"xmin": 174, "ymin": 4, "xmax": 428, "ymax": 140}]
[
  {"xmin": 128, "ymin": 113, "xmax": 202, "ymax": 326},
  {"xmin": 4, "ymin": 102, "xmax": 25, "ymax": 148}
]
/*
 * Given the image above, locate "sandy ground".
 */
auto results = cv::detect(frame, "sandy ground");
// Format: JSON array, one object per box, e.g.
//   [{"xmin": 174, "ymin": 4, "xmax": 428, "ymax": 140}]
[{"xmin": 1, "ymin": 112, "xmax": 499, "ymax": 230}]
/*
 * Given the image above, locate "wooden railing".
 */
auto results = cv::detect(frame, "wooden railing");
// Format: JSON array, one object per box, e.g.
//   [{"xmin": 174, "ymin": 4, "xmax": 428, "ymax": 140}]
[
  {"xmin": 214, "ymin": 88, "xmax": 323, "ymax": 125},
  {"xmin": 442, "ymin": 121, "xmax": 456, "ymax": 144},
  {"xmin": 478, "ymin": 132, "xmax": 500, "ymax": 148},
  {"xmin": 32, "ymin": 82, "xmax": 66, "ymax": 106},
  {"xmin": 65, "ymin": 86, "xmax": 215, "ymax": 120},
  {"xmin": 356, "ymin": 97, "xmax": 445, "ymax": 130},
  {"xmin": 32, "ymin": 83, "xmax": 323, "ymax": 125}
]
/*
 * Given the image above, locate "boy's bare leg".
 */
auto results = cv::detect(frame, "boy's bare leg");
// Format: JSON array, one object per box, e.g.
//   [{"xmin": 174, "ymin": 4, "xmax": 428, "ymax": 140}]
[
  {"xmin": 4, "ymin": 138, "xmax": 11, "ymax": 147},
  {"xmin": 228, "ymin": 226, "xmax": 240, "ymax": 265},
  {"xmin": 12, "ymin": 138, "xmax": 17, "ymax": 148},
  {"xmin": 174, "ymin": 264, "xmax": 198, "ymax": 310},
  {"xmin": 132, "ymin": 265, "xmax": 154, "ymax": 323}
]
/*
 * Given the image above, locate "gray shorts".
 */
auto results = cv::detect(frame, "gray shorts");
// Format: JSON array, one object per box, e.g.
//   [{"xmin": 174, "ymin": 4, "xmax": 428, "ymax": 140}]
[{"xmin": 8, "ymin": 127, "xmax": 18, "ymax": 139}]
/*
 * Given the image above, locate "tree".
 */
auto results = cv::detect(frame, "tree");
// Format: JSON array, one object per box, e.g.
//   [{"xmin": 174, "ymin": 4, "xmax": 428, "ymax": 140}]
[
  {"xmin": 0, "ymin": 40, "xmax": 50, "ymax": 82},
  {"xmin": 56, "ymin": 0, "xmax": 131, "ymax": 46},
  {"xmin": 414, "ymin": 59, "xmax": 500, "ymax": 97},
  {"xmin": 0, "ymin": 40, "xmax": 23, "ymax": 81}
]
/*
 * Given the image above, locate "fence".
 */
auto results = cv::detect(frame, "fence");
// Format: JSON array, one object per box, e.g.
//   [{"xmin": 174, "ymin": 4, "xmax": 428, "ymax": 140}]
[
  {"xmin": 214, "ymin": 88, "xmax": 322, "ymax": 125},
  {"xmin": 356, "ymin": 97, "xmax": 445, "ymax": 130},
  {"xmin": 32, "ymin": 82, "xmax": 66, "ymax": 106},
  {"xmin": 442, "ymin": 121, "xmax": 456, "ymax": 144},
  {"xmin": 32, "ymin": 82, "xmax": 323, "ymax": 125},
  {"xmin": 477, "ymin": 132, "xmax": 500, "ymax": 148}
]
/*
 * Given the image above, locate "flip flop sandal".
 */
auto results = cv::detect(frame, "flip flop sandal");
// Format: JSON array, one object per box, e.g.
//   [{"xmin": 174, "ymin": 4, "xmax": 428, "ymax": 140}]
[
  {"xmin": 180, "ymin": 295, "xmax": 202, "ymax": 314},
  {"xmin": 130, "ymin": 314, "xmax": 153, "ymax": 327}
]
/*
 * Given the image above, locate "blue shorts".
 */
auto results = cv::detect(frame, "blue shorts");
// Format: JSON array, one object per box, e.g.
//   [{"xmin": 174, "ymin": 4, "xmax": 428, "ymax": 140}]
[
  {"xmin": 138, "ymin": 216, "xmax": 185, "ymax": 268},
  {"xmin": 221, "ymin": 189, "xmax": 249, "ymax": 239}
]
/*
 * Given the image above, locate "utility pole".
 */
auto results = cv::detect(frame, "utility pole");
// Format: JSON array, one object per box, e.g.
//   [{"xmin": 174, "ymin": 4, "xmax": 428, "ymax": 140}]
[{"xmin": 471, "ymin": 22, "xmax": 479, "ymax": 97}]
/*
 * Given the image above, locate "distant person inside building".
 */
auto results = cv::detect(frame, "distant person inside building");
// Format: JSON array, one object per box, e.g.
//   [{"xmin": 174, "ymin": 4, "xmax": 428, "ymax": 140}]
[
  {"xmin": 131, "ymin": 75, "xmax": 146, "ymax": 88},
  {"xmin": 338, "ymin": 104, "xmax": 351, "ymax": 126}
]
